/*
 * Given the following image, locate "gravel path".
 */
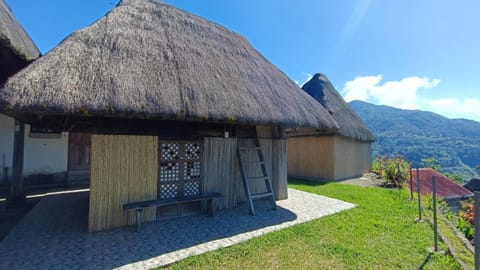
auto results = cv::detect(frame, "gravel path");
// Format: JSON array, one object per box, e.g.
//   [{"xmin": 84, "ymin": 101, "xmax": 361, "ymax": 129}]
[{"xmin": 0, "ymin": 188, "xmax": 355, "ymax": 270}]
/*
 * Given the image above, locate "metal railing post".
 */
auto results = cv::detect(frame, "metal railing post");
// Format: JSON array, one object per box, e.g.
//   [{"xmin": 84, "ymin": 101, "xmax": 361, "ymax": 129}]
[
  {"xmin": 409, "ymin": 167, "xmax": 413, "ymax": 200},
  {"xmin": 432, "ymin": 175, "xmax": 438, "ymax": 252},
  {"xmin": 416, "ymin": 168, "xmax": 422, "ymax": 220},
  {"xmin": 475, "ymin": 192, "xmax": 480, "ymax": 269}
]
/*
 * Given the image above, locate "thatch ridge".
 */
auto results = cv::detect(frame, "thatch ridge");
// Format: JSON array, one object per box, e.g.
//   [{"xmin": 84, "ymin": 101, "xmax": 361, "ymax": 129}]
[
  {"xmin": 0, "ymin": 0, "xmax": 338, "ymax": 130},
  {"xmin": 295, "ymin": 73, "xmax": 376, "ymax": 142},
  {"xmin": 0, "ymin": 0, "xmax": 40, "ymax": 83}
]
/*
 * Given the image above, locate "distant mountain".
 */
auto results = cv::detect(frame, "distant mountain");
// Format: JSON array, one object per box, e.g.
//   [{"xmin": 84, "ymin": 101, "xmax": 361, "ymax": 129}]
[{"xmin": 349, "ymin": 100, "xmax": 480, "ymax": 181}]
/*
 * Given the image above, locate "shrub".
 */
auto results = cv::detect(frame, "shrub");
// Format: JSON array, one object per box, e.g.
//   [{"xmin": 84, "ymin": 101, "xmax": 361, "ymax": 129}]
[
  {"xmin": 458, "ymin": 201, "xmax": 475, "ymax": 240},
  {"xmin": 373, "ymin": 156, "xmax": 410, "ymax": 188},
  {"xmin": 460, "ymin": 202, "xmax": 474, "ymax": 227}
]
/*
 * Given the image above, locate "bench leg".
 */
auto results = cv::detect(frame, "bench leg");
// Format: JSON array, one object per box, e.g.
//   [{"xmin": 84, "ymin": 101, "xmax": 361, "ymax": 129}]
[
  {"xmin": 135, "ymin": 208, "xmax": 142, "ymax": 232},
  {"xmin": 209, "ymin": 198, "xmax": 216, "ymax": 217}
]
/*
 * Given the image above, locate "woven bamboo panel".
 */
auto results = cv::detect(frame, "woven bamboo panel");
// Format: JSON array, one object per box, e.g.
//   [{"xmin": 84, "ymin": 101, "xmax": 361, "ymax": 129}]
[
  {"xmin": 247, "ymin": 139, "xmax": 272, "ymax": 197},
  {"xmin": 287, "ymin": 136, "xmax": 335, "ymax": 180},
  {"xmin": 255, "ymin": 126, "xmax": 272, "ymax": 139},
  {"xmin": 271, "ymin": 139, "xmax": 287, "ymax": 200},
  {"xmin": 203, "ymin": 137, "xmax": 286, "ymax": 209},
  {"xmin": 89, "ymin": 135, "xmax": 158, "ymax": 232},
  {"xmin": 203, "ymin": 137, "xmax": 240, "ymax": 209},
  {"xmin": 333, "ymin": 136, "xmax": 371, "ymax": 180}
]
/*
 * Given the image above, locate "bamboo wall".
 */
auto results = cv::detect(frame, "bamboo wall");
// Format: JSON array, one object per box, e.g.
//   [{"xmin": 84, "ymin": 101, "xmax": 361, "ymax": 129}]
[
  {"xmin": 89, "ymin": 135, "xmax": 158, "ymax": 232},
  {"xmin": 88, "ymin": 134, "xmax": 287, "ymax": 231},
  {"xmin": 271, "ymin": 139, "xmax": 287, "ymax": 199},
  {"xmin": 287, "ymin": 136, "xmax": 335, "ymax": 180},
  {"xmin": 203, "ymin": 138, "xmax": 241, "ymax": 209},
  {"xmin": 333, "ymin": 136, "xmax": 371, "ymax": 180},
  {"xmin": 203, "ymin": 137, "xmax": 287, "ymax": 210},
  {"xmin": 287, "ymin": 135, "xmax": 371, "ymax": 181}
]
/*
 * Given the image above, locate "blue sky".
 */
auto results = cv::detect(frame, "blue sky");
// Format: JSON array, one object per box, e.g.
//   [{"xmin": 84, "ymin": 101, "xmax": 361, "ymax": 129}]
[{"xmin": 5, "ymin": 0, "xmax": 480, "ymax": 121}]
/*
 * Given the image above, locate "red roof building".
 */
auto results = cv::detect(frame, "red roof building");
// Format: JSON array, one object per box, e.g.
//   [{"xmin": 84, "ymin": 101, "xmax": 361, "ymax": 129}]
[{"xmin": 409, "ymin": 168, "xmax": 473, "ymax": 200}]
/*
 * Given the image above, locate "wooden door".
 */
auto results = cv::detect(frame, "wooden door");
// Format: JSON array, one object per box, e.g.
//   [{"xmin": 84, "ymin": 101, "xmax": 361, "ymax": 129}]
[
  {"xmin": 68, "ymin": 133, "xmax": 91, "ymax": 171},
  {"xmin": 157, "ymin": 140, "xmax": 202, "ymax": 218}
]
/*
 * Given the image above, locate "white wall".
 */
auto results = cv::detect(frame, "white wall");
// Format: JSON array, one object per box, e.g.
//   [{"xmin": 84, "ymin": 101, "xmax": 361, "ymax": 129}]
[
  {"xmin": 0, "ymin": 114, "xmax": 69, "ymax": 177},
  {"xmin": 23, "ymin": 124, "xmax": 69, "ymax": 175},
  {"xmin": 0, "ymin": 114, "xmax": 14, "ymax": 175}
]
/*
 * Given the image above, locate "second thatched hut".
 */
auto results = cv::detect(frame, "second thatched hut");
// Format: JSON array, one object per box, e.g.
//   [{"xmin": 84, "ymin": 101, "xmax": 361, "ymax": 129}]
[
  {"xmin": 0, "ymin": 0, "xmax": 338, "ymax": 231},
  {"xmin": 287, "ymin": 73, "xmax": 376, "ymax": 181}
]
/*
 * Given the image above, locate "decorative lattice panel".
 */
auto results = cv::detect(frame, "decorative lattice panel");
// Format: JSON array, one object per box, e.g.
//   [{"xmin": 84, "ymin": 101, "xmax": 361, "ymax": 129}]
[
  {"xmin": 185, "ymin": 143, "xmax": 201, "ymax": 160},
  {"xmin": 184, "ymin": 181, "xmax": 200, "ymax": 196},
  {"xmin": 159, "ymin": 183, "xmax": 179, "ymax": 199},
  {"xmin": 161, "ymin": 143, "xmax": 179, "ymax": 161},
  {"xmin": 159, "ymin": 162, "xmax": 180, "ymax": 182},
  {"xmin": 184, "ymin": 161, "xmax": 201, "ymax": 181},
  {"xmin": 158, "ymin": 141, "xmax": 202, "ymax": 200}
]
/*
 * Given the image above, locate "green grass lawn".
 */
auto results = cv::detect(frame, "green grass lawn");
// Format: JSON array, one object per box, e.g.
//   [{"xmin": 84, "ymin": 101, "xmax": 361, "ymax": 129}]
[{"xmin": 164, "ymin": 179, "xmax": 461, "ymax": 269}]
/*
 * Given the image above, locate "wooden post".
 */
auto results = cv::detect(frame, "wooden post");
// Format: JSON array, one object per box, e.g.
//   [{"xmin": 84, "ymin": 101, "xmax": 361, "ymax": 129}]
[
  {"xmin": 416, "ymin": 168, "xmax": 422, "ymax": 221},
  {"xmin": 2, "ymin": 153, "xmax": 7, "ymax": 185},
  {"xmin": 475, "ymin": 192, "xmax": 480, "ymax": 270},
  {"xmin": 9, "ymin": 120, "xmax": 25, "ymax": 204},
  {"xmin": 409, "ymin": 167, "xmax": 413, "ymax": 200}
]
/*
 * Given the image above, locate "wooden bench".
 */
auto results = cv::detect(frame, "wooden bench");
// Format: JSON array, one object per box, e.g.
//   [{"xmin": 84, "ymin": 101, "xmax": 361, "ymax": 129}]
[{"xmin": 123, "ymin": 192, "xmax": 221, "ymax": 231}]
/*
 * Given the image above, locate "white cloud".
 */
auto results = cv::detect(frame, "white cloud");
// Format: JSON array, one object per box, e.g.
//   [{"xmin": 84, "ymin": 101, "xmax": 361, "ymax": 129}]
[
  {"xmin": 343, "ymin": 75, "xmax": 440, "ymax": 109},
  {"xmin": 429, "ymin": 98, "xmax": 480, "ymax": 120},
  {"xmin": 342, "ymin": 75, "xmax": 480, "ymax": 121},
  {"xmin": 343, "ymin": 75, "xmax": 382, "ymax": 102}
]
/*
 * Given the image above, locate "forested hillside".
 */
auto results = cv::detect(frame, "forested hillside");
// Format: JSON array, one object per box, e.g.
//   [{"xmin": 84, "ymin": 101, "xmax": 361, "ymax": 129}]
[{"xmin": 349, "ymin": 100, "xmax": 480, "ymax": 181}]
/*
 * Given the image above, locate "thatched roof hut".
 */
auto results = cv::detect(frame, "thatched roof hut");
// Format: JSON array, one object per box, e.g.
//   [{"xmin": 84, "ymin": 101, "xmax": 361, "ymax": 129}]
[
  {"xmin": 287, "ymin": 73, "xmax": 376, "ymax": 181},
  {"xmin": 0, "ymin": 0, "xmax": 337, "ymax": 131},
  {"xmin": 289, "ymin": 73, "xmax": 375, "ymax": 142},
  {"xmin": 0, "ymin": 0, "xmax": 341, "ymax": 231},
  {"xmin": 0, "ymin": 0, "xmax": 40, "ymax": 83}
]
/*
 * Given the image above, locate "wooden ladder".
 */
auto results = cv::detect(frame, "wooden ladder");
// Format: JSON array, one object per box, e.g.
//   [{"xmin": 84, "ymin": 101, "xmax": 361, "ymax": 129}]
[{"xmin": 237, "ymin": 137, "xmax": 277, "ymax": 215}]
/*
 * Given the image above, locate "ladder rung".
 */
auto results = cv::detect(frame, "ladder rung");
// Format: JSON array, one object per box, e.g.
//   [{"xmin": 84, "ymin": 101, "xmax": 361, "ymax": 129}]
[
  {"xmin": 244, "ymin": 160, "xmax": 265, "ymax": 164},
  {"xmin": 237, "ymin": 137, "xmax": 277, "ymax": 215},
  {"xmin": 239, "ymin": 147, "xmax": 261, "ymax": 151},
  {"xmin": 248, "ymin": 176, "xmax": 269, "ymax": 181},
  {"xmin": 251, "ymin": 192, "xmax": 274, "ymax": 200}
]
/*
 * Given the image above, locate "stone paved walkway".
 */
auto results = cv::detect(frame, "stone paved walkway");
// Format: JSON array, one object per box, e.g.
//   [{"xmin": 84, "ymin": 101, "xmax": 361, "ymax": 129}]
[
  {"xmin": 338, "ymin": 173, "xmax": 383, "ymax": 187},
  {"xmin": 0, "ymin": 188, "xmax": 355, "ymax": 270}
]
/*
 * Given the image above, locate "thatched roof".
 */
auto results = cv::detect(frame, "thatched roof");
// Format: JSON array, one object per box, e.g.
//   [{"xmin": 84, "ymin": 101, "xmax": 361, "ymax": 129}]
[
  {"xmin": 0, "ymin": 0, "xmax": 40, "ymax": 83},
  {"xmin": 288, "ymin": 73, "xmax": 376, "ymax": 142},
  {"xmin": 0, "ymin": 0, "xmax": 338, "ymax": 131}
]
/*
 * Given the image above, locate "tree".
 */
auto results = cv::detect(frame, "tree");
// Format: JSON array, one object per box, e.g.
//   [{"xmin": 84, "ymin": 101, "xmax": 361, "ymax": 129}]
[
  {"xmin": 444, "ymin": 173, "xmax": 465, "ymax": 184},
  {"xmin": 421, "ymin": 157, "xmax": 441, "ymax": 171}
]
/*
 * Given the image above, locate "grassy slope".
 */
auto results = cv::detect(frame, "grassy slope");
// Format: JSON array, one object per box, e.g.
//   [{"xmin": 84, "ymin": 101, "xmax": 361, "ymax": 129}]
[{"xmin": 165, "ymin": 180, "xmax": 460, "ymax": 269}]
